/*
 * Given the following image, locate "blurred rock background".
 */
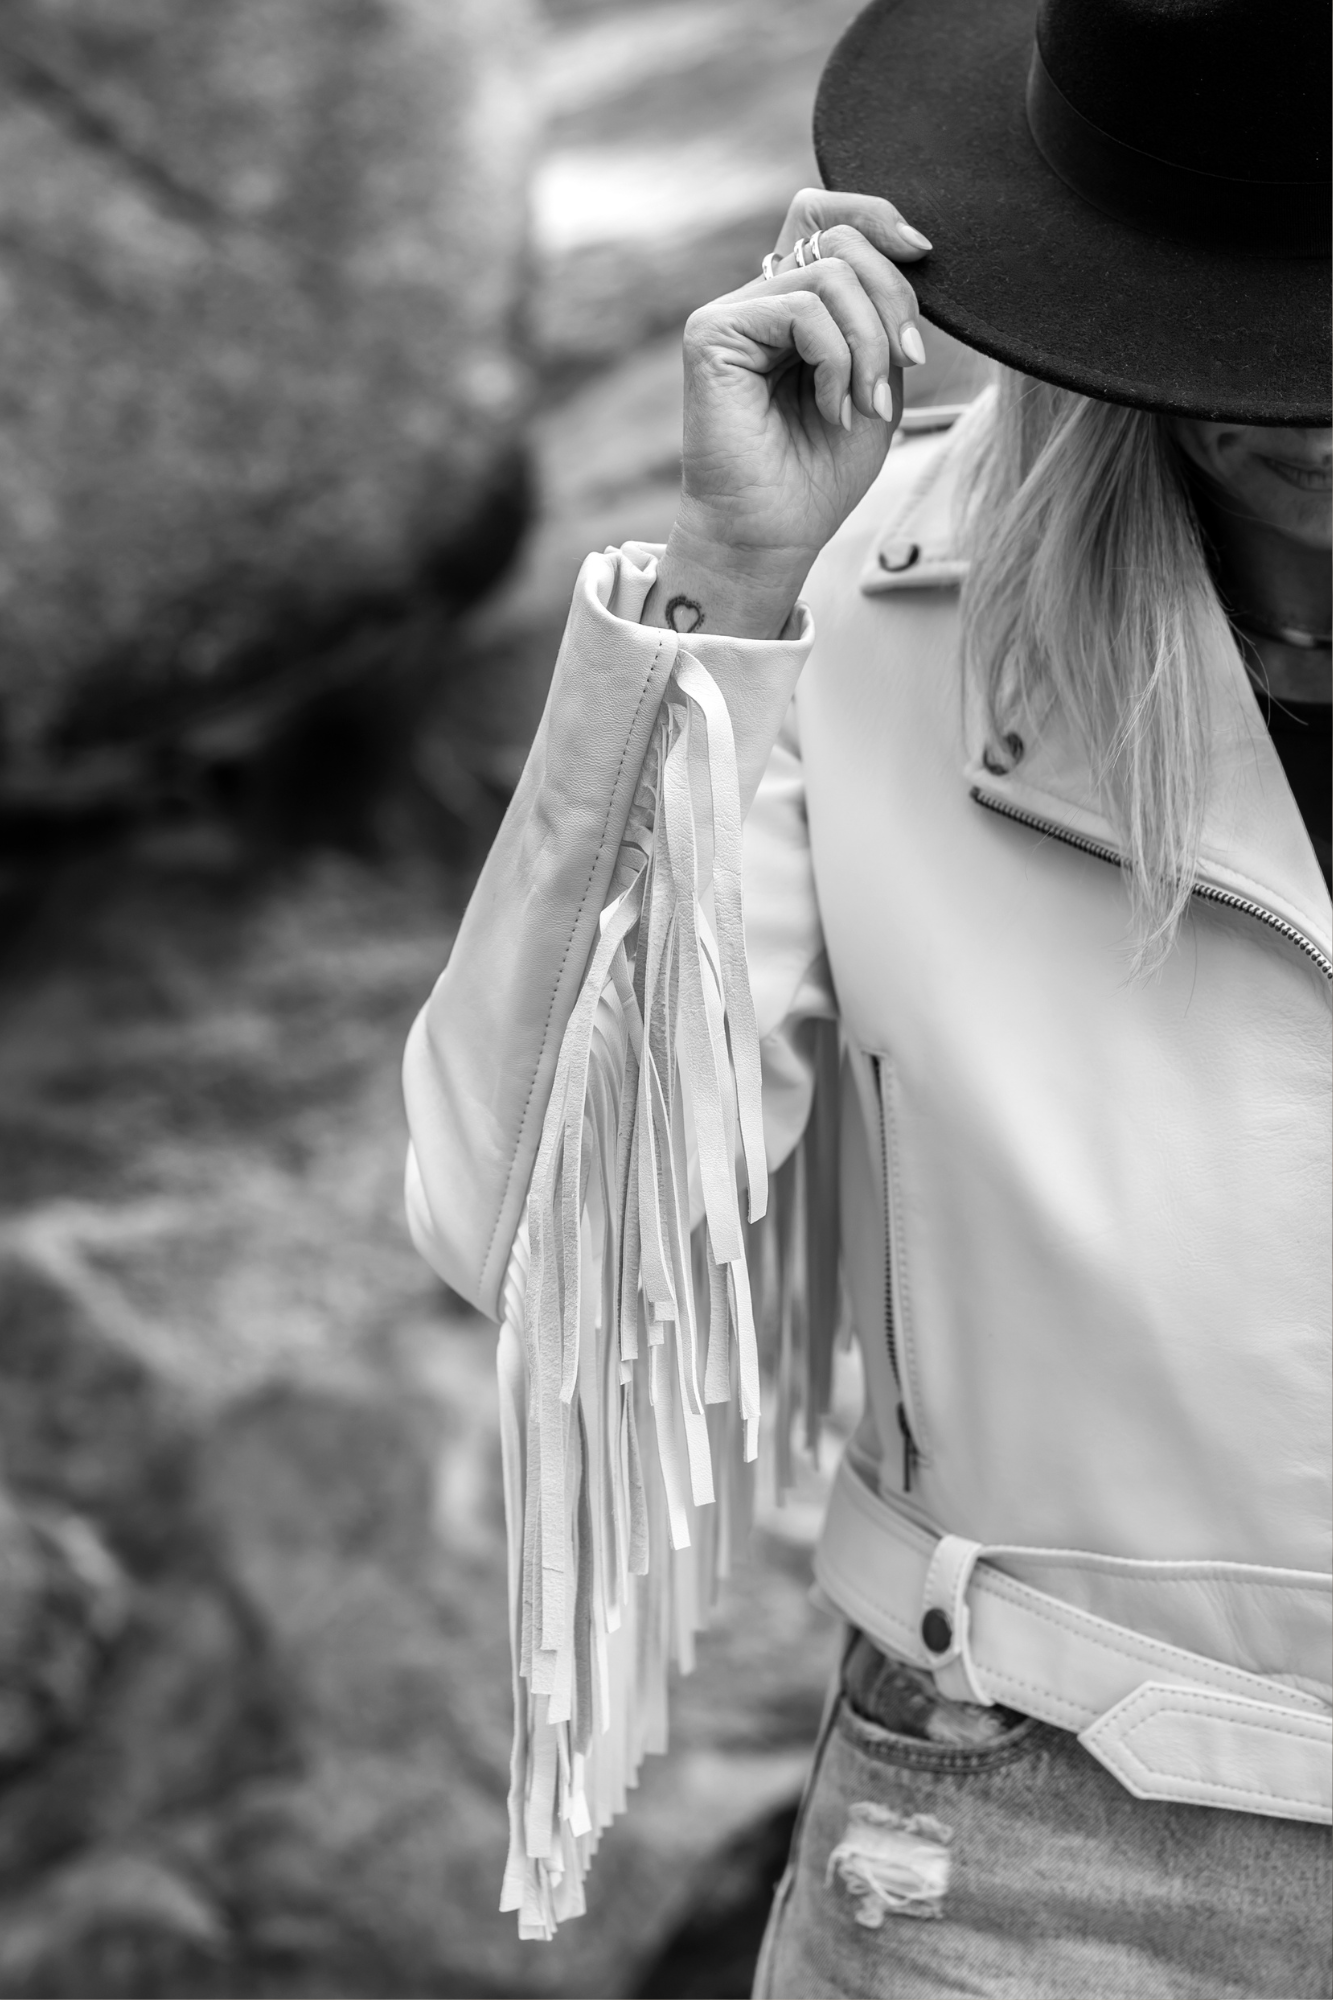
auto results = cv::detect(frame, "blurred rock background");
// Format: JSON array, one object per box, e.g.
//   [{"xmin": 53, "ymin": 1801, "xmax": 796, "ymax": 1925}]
[
  {"xmin": 0, "ymin": 0, "xmax": 533, "ymax": 818},
  {"xmin": 0, "ymin": 2, "xmax": 984, "ymax": 1995}
]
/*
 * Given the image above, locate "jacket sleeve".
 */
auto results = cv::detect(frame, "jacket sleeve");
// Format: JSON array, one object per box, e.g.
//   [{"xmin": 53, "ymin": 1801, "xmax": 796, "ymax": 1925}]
[
  {"xmin": 402, "ymin": 540, "xmax": 816, "ymax": 1317},
  {"xmin": 402, "ymin": 539, "xmax": 831, "ymax": 1940},
  {"xmin": 745, "ymin": 697, "xmax": 837, "ymax": 1172}
]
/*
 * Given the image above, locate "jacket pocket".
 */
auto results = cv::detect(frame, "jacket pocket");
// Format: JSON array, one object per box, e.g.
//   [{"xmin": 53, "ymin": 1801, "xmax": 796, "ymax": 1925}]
[{"xmin": 870, "ymin": 1052, "xmax": 931, "ymax": 1476}]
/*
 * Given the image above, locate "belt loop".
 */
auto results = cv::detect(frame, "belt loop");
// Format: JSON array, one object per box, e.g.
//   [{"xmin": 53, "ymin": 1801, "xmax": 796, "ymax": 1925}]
[{"xmin": 920, "ymin": 1534, "xmax": 993, "ymax": 1705}]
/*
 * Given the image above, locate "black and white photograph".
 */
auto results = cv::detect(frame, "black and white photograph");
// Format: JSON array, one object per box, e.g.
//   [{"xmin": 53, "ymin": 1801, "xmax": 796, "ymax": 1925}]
[{"xmin": 0, "ymin": 1, "xmax": 1328, "ymax": 1996}]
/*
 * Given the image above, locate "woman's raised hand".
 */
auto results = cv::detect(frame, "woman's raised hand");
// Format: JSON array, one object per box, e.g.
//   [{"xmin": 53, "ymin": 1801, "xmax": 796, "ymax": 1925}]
[{"xmin": 644, "ymin": 190, "xmax": 933, "ymax": 641}]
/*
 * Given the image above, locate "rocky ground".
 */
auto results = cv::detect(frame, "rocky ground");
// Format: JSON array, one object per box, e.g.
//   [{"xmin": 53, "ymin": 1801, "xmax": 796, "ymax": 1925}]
[
  {"xmin": 0, "ymin": 833, "xmax": 837, "ymax": 1999},
  {"xmin": 0, "ymin": 3, "xmax": 982, "ymax": 1993}
]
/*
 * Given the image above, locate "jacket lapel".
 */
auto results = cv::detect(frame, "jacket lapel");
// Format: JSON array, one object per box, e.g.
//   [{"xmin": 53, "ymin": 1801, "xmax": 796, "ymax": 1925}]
[
  {"xmin": 860, "ymin": 401, "xmax": 1333, "ymax": 968},
  {"xmin": 965, "ymin": 620, "xmax": 1333, "ymax": 970}
]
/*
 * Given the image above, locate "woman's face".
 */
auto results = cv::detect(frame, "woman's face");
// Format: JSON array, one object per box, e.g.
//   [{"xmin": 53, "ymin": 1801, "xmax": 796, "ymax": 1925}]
[{"xmin": 1170, "ymin": 421, "xmax": 1332, "ymax": 550}]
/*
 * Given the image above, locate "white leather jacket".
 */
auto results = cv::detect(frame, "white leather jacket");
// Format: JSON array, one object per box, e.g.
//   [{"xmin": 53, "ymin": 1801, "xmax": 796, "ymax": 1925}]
[{"xmin": 404, "ymin": 401, "xmax": 1332, "ymax": 1933}]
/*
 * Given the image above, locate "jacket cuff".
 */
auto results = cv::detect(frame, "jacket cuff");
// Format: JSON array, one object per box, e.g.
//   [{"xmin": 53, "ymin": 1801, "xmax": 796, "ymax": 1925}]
[{"xmin": 604, "ymin": 541, "xmax": 815, "ymax": 814}]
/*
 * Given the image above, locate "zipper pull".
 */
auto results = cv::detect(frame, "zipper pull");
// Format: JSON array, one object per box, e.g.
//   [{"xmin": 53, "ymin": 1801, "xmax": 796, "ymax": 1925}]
[{"xmin": 896, "ymin": 1402, "xmax": 918, "ymax": 1493}]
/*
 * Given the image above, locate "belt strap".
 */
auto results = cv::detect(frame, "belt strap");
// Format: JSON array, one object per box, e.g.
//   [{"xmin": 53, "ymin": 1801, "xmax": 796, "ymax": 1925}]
[{"xmin": 815, "ymin": 1455, "xmax": 1332, "ymax": 1824}]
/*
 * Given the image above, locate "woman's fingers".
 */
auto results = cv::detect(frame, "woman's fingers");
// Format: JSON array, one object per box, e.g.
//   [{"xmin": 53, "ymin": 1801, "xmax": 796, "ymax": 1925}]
[
  {"xmin": 697, "ymin": 216, "xmax": 926, "ymax": 429},
  {"xmin": 824, "ymin": 225, "xmax": 924, "ymax": 368},
  {"xmin": 767, "ymin": 239, "xmax": 923, "ymax": 377},
  {"xmin": 776, "ymin": 260, "xmax": 894, "ymax": 416},
  {"xmin": 689, "ymin": 288, "xmax": 854, "ymax": 429},
  {"xmin": 776, "ymin": 187, "xmax": 933, "ymax": 264},
  {"xmin": 752, "ymin": 189, "xmax": 932, "ymax": 379},
  {"xmin": 785, "ymin": 291, "xmax": 859, "ymax": 428}
]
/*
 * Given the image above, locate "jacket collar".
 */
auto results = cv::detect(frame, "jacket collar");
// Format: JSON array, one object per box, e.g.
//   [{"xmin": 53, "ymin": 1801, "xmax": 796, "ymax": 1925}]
[
  {"xmin": 857, "ymin": 398, "xmax": 982, "ymax": 597},
  {"xmin": 859, "ymin": 393, "xmax": 1333, "ymax": 967}
]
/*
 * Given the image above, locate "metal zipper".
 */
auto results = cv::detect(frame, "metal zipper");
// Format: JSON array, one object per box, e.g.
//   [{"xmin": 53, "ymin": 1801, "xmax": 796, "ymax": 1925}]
[
  {"xmin": 871, "ymin": 1054, "xmax": 918, "ymax": 1491},
  {"xmin": 971, "ymin": 786, "xmax": 1333, "ymax": 982}
]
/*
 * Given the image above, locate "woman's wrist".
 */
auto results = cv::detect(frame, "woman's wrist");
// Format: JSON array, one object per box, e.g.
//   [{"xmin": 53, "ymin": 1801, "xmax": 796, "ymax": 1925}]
[{"xmin": 642, "ymin": 524, "xmax": 814, "ymax": 642}]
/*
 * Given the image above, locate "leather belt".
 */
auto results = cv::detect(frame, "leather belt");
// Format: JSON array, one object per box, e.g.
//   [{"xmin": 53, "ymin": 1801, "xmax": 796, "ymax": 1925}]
[{"xmin": 814, "ymin": 1454, "xmax": 1332, "ymax": 1824}]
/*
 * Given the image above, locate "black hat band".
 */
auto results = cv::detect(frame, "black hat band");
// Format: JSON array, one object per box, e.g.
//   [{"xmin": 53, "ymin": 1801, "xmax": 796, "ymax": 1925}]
[{"xmin": 1026, "ymin": 42, "xmax": 1330, "ymax": 260}]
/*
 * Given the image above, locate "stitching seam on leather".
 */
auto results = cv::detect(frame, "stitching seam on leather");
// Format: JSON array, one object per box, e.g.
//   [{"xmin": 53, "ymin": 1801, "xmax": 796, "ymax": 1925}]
[
  {"xmin": 1109, "ymin": 1694, "xmax": 1328, "ymax": 1812},
  {"xmin": 1107, "ymin": 1681, "xmax": 1330, "ymax": 1746},
  {"xmin": 992, "ymin": 1565, "xmax": 1329, "ymax": 1589},
  {"xmin": 818, "ymin": 1550, "xmax": 1091, "ymax": 1726},
  {"xmin": 981, "ymin": 1566, "xmax": 1307, "ymax": 1702},
  {"xmin": 975, "ymin": 1669, "xmax": 1088, "ymax": 1727},
  {"xmin": 832, "ymin": 1470, "xmax": 1318, "ymax": 1716},
  {"xmin": 478, "ymin": 631, "xmax": 669, "ymax": 1297},
  {"xmin": 1119, "ymin": 1684, "xmax": 1330, "ymax": 1729},
  {"xmin": 820, "ymin": 1552, "xmax": 1088, "ymax": 1728}
]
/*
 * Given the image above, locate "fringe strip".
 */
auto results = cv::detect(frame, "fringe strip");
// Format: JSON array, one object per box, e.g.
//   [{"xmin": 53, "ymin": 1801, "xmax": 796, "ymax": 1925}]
[{"xmin": 495, "ymin": 651, "xmax": 838, "ymax": 1939}]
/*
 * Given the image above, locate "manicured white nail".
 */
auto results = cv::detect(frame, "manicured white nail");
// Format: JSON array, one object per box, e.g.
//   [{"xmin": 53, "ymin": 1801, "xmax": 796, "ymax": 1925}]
[
  {"xmin": 840, "ymin": 393, "xmax": 853, "ymax": 431},
  {"xmin": 900, "ymin": 323, "xmax": 927, "ymax": 366},
  {"xmin": 897, "ymin": 222, "xmax": 933, "ymax": 251},
  {"xmin": 872, "ymin": 377, "xmax": 893, "ymax": 421}
]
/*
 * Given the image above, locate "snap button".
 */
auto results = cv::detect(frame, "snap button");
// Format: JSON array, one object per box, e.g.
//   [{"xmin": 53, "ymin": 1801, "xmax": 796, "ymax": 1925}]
[
  {"xmin": 981, "ymin": 732, "xmax": 1025, "ymax": 776},
  {"xmin": 921, "ymin": 1607, "xmax": 953, "ymax": 1656},
  {"xmin": 878, "ymin": 538, "xmax": 920, "ymax": 573}
]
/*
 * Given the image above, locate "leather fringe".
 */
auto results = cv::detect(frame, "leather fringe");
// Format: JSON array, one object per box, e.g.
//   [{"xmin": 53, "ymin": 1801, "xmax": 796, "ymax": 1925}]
[{"xmin": 495, "ymin": 652, "xmax": 840, "ymax": 1937}]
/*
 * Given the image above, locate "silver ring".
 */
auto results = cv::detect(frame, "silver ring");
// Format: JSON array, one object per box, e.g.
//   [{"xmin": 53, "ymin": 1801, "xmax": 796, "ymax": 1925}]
[
  {"xmin": 760, "ymin": 250, "xmax": 781, "ymax": 282},
  {"xmin": 793, "ymin": 230, "xmax": 824, "ymax": 269}
]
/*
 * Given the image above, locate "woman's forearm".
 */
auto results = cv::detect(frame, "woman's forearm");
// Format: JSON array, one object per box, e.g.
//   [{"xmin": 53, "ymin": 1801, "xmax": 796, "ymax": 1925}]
[{"xmin": 641, "ymin": 525, "xmax": 812, "ymax": 642}]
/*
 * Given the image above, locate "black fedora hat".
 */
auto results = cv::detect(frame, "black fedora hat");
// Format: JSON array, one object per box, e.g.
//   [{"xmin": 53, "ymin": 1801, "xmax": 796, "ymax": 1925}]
[{"xmin": 814, "ymin": 0, "xmax": 1331, "ymax": 424}]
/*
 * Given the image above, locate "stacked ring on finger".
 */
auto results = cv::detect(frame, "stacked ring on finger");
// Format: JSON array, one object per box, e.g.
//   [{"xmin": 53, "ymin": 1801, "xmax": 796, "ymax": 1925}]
[{"xmin": 760, "ymin": 230, "xmax": 825, "ymax": 282}]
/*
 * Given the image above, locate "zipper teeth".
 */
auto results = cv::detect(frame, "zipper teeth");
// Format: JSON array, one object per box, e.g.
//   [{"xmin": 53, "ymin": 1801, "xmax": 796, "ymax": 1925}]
[
  {"xmin": 870, "ymin": 1055, "xmax": 899, "ymax": 1388},
  {"xmin": 1190, "ymin": 880, "xmax": 1333, "ymax": 979},
  {"xmin": 971, "ymin": 787, "xmax": 1333, "ymax": 982}
]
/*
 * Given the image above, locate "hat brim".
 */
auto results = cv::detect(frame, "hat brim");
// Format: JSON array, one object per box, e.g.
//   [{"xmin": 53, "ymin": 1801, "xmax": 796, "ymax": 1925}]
[{"xmin": 814, "ymin": 0, "xmax": 1331, "ymax": 425}]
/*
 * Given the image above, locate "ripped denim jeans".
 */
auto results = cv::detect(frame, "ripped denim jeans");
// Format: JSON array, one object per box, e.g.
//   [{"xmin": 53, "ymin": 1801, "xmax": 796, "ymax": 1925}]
[{"xmin": 752, "ymin": 1632, "xmax": 1333, "ymax": 2000}]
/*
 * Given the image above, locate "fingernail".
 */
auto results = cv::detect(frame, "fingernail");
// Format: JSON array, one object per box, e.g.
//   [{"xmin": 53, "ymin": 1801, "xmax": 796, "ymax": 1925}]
[
  {"xmin": 897, "ymin": 222, "xmax": 933, "ymax": 251},
  {"xmin": 900, "ymin": 323, "xmax": 927, "ymax": 366},
  {"xmin": 872, "ymin": 377, "xmax": 893, "ymax": 421},
  {"xmin": 840, "ymin": 393, "xmax": 853, "ymax": 431}
]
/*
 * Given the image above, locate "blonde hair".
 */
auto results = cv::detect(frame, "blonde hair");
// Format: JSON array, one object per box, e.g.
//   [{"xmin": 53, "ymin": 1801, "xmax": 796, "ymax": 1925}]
[{"xmin": 958, "ymin": 369, "xmax": 1229, "ymax": 971}]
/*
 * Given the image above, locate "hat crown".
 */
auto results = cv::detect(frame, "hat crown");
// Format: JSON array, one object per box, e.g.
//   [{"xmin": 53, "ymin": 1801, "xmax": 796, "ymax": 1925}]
[{"xmin": 1036, "ymin": 0, "xmax": 1329, "ymax": 184}]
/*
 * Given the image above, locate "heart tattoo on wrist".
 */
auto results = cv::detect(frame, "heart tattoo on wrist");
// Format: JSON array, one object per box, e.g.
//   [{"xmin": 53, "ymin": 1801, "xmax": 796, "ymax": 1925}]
[{"xmin": 665, "ymin": 595, "xmax": 705, "ymax": 634}]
